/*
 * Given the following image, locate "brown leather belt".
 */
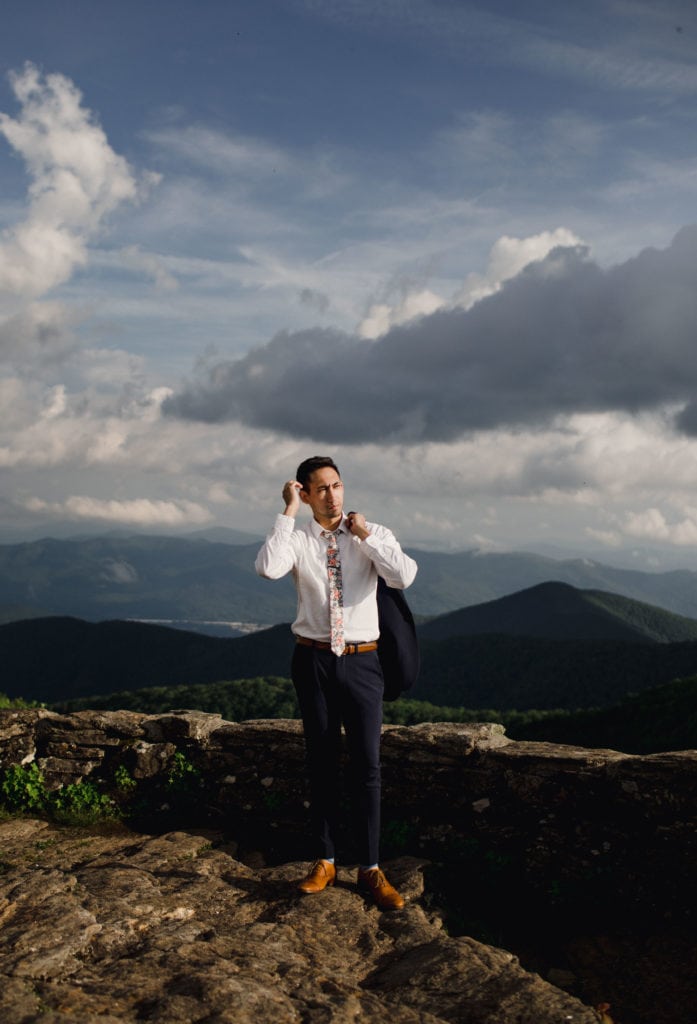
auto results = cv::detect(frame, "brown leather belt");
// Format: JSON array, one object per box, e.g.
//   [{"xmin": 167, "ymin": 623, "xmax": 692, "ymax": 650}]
[{"xmin": 295, "ymin": 636, "xmax": 378, "ymax": 655}]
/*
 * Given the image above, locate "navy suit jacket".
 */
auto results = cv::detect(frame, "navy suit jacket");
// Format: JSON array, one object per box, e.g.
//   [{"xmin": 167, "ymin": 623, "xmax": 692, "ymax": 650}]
[{"xmin": 376, "ymin": 576, "xmax": 420, "ymax": 701}]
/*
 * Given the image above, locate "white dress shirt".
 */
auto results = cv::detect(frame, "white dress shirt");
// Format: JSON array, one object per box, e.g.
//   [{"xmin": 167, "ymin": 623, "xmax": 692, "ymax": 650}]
[{"xmin": 255, "ymin": 513, "xmax": 417, "ymax": 643}]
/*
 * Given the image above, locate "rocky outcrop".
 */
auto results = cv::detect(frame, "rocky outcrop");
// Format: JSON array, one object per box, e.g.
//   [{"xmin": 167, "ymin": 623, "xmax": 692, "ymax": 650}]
[
  {"xmin": 0, "ymin": 818, "xmax": 599, "ymax": 1024},
  {"xmin": 2, "ymin": 710, "xmax": 696, "ymax": 1023},
  {"xmin": 1, "ymin": 709, "xmax": 695, "ymax": 917}
]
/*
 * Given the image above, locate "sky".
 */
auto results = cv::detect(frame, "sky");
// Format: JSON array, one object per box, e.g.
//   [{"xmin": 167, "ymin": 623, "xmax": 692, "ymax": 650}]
[{"xmin": 2, "ymin": 0, "xmax": 697, "ymax": 566}]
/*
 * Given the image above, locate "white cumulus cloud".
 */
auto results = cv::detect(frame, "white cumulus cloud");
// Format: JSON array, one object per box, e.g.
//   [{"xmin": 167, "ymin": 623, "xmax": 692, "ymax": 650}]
[
  {"xmin": 0, "ymin": 63, "xmax": 143, "ymax": 297},
  {"xmin": 359, "ymin": 288, "xmax": 444, "ymax": 340},
  {"xmin": 356, "ymin": 228, "xmax": 582, "ymax": 340},
  {"xmin": 624, "ymin": 507, "xmax": 697, "ymax": 547},
  {"xmin": 454, "ymin": 227, "xmax": 584, "ymax": 309},
  {"xmin": 24, "ymin": 495, "xmax": 212, "ymax": 527}
]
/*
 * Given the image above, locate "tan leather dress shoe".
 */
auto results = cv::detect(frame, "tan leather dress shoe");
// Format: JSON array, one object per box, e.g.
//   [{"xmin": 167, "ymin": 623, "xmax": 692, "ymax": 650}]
[
  {"xmin": 357, "ymin": 867, "xmax": 405, "ymax": 910},
  {"xmin": 297, "ymin": 859, "xmax": 337, "ymax": 893}
]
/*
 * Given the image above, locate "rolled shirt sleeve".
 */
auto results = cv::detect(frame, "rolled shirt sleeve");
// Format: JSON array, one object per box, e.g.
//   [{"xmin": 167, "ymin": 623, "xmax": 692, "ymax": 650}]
[
  {"xmin": 359, "ymin": 525, "xmax": 417, "ymax": 590},
  {"xmin": 254, "ymin": 513, "xmax": 298, "ymax": 579}
]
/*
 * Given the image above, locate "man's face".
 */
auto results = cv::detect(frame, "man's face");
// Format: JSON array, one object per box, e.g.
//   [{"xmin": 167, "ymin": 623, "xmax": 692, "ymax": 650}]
[{"xmin": 300, "ymin": 466, "xmax": 344, "ymax": 527}]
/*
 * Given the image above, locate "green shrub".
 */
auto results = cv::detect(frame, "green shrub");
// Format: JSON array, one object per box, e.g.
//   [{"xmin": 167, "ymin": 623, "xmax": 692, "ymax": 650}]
[
  {"xmin": 50, "ymin": 779, "xmax": 119, "ymax": 825},
  {"xmin": 0, "ymin": 762, "xmax": 118, "ymax": 824},
  {"xmin": 114, "ymin": 765, "xmax": 137, "ymax": 793},
  {"xmin": 1, "ymin": 763, "xmax": 48, "ymax": 813},
  {"xmin": 166, "ymin": 750, "xmax": 201, "ymax": 793},
  {"xmin": 0, "ymin": 692, "xmax": 42, "ymax": 709}
]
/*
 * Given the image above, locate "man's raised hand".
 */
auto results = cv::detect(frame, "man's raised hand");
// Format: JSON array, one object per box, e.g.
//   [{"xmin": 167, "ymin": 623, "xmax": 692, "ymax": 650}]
[
  {"xmin": 283, "ymin": 479, "xmax": 302, "ymax": 517},
  {"xmin": 346, "ymin": 511, "xmax": 370, "ymax": 540}
]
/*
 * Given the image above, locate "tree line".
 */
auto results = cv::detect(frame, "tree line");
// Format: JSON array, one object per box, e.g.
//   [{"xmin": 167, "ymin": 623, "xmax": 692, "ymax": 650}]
[{"xmin": 0, "ymin": 671, "xmax": 688, "ymax": 754}]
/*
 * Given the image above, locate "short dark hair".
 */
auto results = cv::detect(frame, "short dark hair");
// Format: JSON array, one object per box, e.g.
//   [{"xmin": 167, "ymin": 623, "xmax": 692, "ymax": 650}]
[{"xmin": 296, "ymin": 455, "xmax": 340, "ymax": 490}]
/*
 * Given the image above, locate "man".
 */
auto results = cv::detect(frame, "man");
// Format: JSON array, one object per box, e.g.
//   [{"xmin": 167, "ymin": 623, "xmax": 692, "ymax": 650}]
[{"xmin": 255, "ymin": 455, "xmax": 417, "ymax": 910}]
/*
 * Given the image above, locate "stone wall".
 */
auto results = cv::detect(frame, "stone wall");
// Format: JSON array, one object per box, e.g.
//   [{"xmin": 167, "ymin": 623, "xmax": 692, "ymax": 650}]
[{"xmin": 1, "ymin": 708, "xmax": 695, "ymax": 929}]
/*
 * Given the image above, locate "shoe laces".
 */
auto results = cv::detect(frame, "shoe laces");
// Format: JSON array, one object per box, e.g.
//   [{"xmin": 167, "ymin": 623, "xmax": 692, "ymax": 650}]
[{"xmin": 361, "ymin": 867, "xmax": 388, "ymax": 888}]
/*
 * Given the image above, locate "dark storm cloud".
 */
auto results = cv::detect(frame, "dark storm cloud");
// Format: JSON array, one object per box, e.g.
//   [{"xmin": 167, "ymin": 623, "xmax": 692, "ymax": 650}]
[{"xmin": 163, "ymin": 227, "xmax": 697, "ymax": 443}]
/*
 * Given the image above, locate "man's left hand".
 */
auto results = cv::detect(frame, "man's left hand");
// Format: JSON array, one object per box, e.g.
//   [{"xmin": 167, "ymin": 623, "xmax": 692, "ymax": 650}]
[{"xmin": 346, "ymin": 511, "xmax": 370, "ymax": 540}]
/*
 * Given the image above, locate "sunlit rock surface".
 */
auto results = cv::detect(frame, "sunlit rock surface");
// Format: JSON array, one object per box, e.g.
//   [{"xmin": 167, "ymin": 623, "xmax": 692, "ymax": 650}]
[
  {"xmin": 2, "ymin": 710, "xmax": 696, "ymax": 1023},
  {"xmin": 0, "ymin": 819, "xmax": 599, "ymax": 1024}
]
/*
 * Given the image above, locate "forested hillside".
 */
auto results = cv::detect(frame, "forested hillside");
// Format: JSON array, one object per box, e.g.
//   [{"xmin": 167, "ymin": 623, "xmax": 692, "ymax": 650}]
[
  {"xmin": 510, "ymin": 675, "xmax": 697, "ymax": 754},
  {"xmin": 418, "ymin": 581, "xmax": 697, "ymax": 643},
  {"xmin": 0, "ymin": 617, "xmax": 293, "ymax": 702},
  {"xmin": 411, "ymin": 633, "xmax": 697, "ymax": 709},
  {"xmin": 5, "ymin": 604, "xmax": 697, "ymax": 711}
]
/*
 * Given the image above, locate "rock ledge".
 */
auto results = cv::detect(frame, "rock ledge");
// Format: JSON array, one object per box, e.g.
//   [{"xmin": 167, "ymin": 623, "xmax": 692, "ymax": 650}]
[{"xmin": 0, "ymin": 819, "xmax": 599, "ymax": 1024}]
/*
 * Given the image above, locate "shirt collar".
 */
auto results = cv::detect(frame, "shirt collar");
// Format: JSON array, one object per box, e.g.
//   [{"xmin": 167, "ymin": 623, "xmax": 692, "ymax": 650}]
[{"xmin": 309, "ymin": 514, "xmax": 348, "ymax": 538}]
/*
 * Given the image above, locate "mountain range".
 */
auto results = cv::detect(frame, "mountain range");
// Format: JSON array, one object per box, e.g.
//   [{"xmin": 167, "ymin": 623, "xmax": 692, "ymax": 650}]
[
  {"xmin": 6, "ymin": 533, "xmax": 697, "ymax": 625},
  {"xmin": 4, "ymin": 580, "xmax": 697, "ymax": 711}
]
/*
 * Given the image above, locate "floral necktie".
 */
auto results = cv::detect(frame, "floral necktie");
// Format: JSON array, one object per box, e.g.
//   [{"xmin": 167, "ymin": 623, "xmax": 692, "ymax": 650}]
[{"xmin": 323, "ymin": 530, "xmax": 345, "ymax": 656}]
